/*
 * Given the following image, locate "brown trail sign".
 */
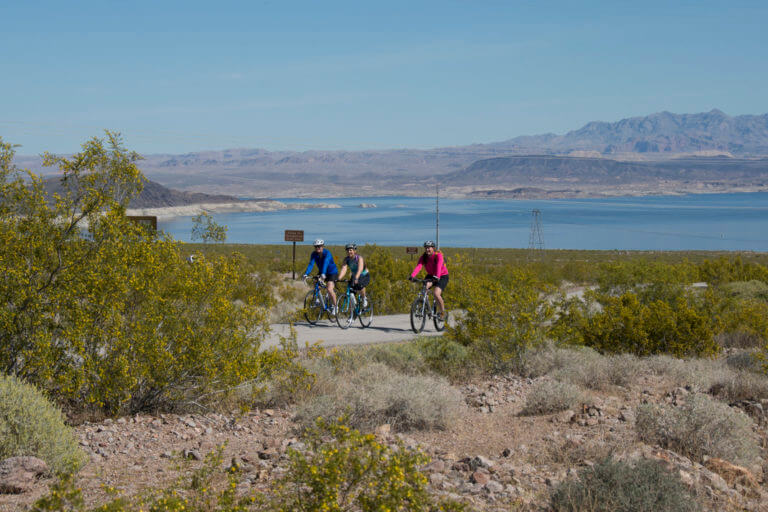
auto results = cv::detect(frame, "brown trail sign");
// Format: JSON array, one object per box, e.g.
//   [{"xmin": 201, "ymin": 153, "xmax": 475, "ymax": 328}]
[{"xmin": 284, "ymin": 230, "xmax": 304, "ymax": 279}]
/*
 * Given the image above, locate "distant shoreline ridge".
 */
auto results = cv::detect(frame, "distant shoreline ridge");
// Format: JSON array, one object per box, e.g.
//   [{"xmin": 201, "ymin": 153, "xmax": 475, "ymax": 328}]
[{"xmin": 126, "ymin": 200, "xmax": 342, "ymax": 219}]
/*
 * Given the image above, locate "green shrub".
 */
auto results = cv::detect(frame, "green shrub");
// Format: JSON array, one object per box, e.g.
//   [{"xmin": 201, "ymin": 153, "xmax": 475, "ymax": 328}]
[
  {"xmin": 415, "ymin": 337, "xmax": 472, "ymax": 380},
  {"xmin": 0, "ymin": 374, "xmax": 85, "ymax": 474},
  {"xmin": 448, "ymin": 269, "xmax": 553, "ymax": 373},
  {"xmin": 717, "ymin": 298, "xmax": 768, "ymax": 348},
  {"xmin": 268, "ymin": 417, "xmax": 465, "ymax": 512},
  {"xmin": 521, "ymin": 379, "xmax": 586, "ymax": 416},
  {"xmin": 551, "ymin": 457, "xmax": 697, "ymax": 512},
  {"xmin": 0, "ymin": 134, "xmax": 297, "ymax": 415},
  {"xmin": 635, "ymin": 393, "xmax": 758, "ymax": 465},
  {"xmin": 555, "ymin": 291, "xmax": 720, "ymax": 357},
  {"xmin": 295, "ymin": 362, "xmax": 463, "ymax": 431}
]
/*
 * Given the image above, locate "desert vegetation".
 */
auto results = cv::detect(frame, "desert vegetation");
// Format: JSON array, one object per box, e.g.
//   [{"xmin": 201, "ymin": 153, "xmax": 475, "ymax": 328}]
[{"xmin": 3, "ymin": 134, "xmax": 768, "ymax": 510}]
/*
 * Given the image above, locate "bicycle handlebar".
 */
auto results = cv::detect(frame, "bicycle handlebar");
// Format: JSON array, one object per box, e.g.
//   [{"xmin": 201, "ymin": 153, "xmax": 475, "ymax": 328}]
[
  {"xmin": 409, "ymin": 276, "xmax": 438, "ymax": 284},
  {"xmin": 304, "ymin": 275, "xmax": 327, "ymax": 286}
]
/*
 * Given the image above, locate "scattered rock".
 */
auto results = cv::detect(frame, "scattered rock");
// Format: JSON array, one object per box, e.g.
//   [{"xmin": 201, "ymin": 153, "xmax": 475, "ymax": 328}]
[
  {"xmin": 183, "ymin": 449, "xmax": 202, "ymax": 461},
  {"xmin": 470, "ymin": 470, "xmax": 490, "ymax": 486},
  {"xmin": 0, "ymin": 457, "xmax": 49, "ymax": 494}
]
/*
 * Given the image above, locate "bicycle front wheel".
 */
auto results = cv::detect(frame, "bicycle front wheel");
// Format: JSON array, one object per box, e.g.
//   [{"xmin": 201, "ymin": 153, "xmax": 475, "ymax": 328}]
[
  {"xmin": 359, "ymin": 294, "xmax": 373, "ymax": 328},
  {"xmin": 336, "ymin": 294, "xmax": 355, "ymax": 329},
  {"xmin": 323, "ymin": 290, "xmax": 337, "ymax": 321},
  {"xmin": 433, "ymin": 305, "xmax": 447, "ymax": 331},
  {"xmin": 410, "ymin": 297, "xmax": 426, "ymax": 333},
  {"xmin": 304, "ymin": 290, "xmax": 323, "ymax": 325}
]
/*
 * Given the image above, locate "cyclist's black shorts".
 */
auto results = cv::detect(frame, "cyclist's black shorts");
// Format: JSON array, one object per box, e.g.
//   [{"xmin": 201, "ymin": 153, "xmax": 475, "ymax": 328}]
[
  {"xmin": 324, "ymin": 272, "xmax": 339, "ymax": 282},
  {"xmin": 427, "ymin": 274, "xmax": 449, "ymax": 291},
  {"xmin": 352, "ymin": 273, "xmax": 370, "ymax": 290}
]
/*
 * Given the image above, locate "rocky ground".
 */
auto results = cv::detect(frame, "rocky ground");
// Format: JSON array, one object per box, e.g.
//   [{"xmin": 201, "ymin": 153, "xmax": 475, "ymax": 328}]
[{"xmin": 2, "ymin": 371, "xmax": 767, "ymax": 511}]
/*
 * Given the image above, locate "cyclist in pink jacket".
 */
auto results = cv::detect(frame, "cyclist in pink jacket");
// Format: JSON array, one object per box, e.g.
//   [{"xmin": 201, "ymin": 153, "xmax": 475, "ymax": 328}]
[{"xmin": 409, "ymin": 240, "xmax": 448, "ymax": 319}]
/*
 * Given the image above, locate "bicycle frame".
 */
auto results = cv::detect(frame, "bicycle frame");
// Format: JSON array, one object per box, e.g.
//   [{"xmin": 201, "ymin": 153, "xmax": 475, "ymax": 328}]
[
  {"xmin": 336, "ymin": 279, "xmax": 373, "ymax": 329},
  {"xmin": 303, "ymin": 275, "xmax": 335, "ymax": 324}
]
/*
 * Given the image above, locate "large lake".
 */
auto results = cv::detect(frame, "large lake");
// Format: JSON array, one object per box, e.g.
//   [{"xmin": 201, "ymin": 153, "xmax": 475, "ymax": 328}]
[{"xmin": 160, "ymin": 193, "xmax": 768, "ymax": 251}]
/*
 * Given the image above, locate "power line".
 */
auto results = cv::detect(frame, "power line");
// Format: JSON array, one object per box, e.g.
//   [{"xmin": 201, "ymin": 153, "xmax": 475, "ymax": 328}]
[{"xmin": 528, "ymin": 209, "xmax": 544, "ymax": 258}]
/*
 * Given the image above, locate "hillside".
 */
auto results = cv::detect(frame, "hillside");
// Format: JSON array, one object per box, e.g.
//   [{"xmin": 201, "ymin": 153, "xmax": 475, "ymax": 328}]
[
  {"xmin": 443, "ymin": 155, "xmax": 768, "ymax": 186},
  {"xmin": 42, "ymin": 176, "xmax": 241, "ymax": 208}
]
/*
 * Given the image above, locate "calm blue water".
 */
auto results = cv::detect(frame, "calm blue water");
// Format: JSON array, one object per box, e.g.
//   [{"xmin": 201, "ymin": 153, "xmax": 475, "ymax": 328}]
[{"xmin": 160, "ymin": 193, "xmax": 768, "ymax": 251}]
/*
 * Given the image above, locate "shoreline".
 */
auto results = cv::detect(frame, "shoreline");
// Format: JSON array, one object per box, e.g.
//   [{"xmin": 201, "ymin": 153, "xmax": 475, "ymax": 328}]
[
  {"xmin": 126, "ymin": 200, "xmax": 342, "ymax": 219},
  {"xmin": 126, "ymin": 185, "xmax": 768, "ymax": 220}
]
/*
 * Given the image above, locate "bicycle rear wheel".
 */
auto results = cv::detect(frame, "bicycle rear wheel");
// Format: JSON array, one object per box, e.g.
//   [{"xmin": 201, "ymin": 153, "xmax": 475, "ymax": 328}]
[
  {"xmin": 336, "ymin": 294, "xmax": 355, "ymax": 329},
  {"xmin": 358, "ymin": 294, "xmax": 373, "ymax": 328},
  {"xmin": 410, "ymin": 297, "xmax": 426, "ymax": 333},
  {"xmin": 433, "ymin": 304, "xmax": 447, "ymax": 331},
  {"xmin": 304, "ymin": 290, "xmax": 323, "ymax": 325}
]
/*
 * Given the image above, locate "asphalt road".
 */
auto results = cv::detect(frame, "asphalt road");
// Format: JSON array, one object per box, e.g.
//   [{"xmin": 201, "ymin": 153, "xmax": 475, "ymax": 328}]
[{"xmin": 263, "ymin": 312, "xmax": 449, "ymax": 350}]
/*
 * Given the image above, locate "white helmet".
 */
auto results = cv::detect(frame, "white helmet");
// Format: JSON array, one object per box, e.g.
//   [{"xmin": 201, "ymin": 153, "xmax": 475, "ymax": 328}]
[{"xmin": 313, "ymin": 239, "xmax": 325, "ymax": 247}]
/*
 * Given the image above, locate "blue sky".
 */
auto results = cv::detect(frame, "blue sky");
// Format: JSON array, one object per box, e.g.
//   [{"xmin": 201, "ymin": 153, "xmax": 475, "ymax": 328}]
[{"xmin": 2, "ymin": 0, "xmax": 767, "ymax": 155}]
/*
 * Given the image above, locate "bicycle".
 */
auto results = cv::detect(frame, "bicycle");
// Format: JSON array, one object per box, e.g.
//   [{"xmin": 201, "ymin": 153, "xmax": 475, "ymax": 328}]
[
  {"xmin": 409, "ymin": 277, "xmax": 447, "ymax": 333},
  {"xmin": 303, "ymin": 275, "xmax": 337, "ymax": 324},
  {"xmin": 336, "ymin": 279, "xmax": 374, "ymax": 329}
]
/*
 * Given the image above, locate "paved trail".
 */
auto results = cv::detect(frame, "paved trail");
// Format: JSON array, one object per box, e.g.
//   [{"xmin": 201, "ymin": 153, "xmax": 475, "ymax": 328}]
[{"xmin": 263, "ymin": 313, "xmax": 448, "ymax": 350}]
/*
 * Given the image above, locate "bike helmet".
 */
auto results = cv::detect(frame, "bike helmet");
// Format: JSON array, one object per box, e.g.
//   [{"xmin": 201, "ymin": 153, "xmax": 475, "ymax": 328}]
[
  {"xmin": 423, "ymin": 240, "xmax": 436, "ymax": 248},
  {"xmin": 313, "ymin": 239, "xmax": 325, "ymax": 247},
  {"xmin": 345, "ymin": 243, "xmax": 357, "ymax": 250}
]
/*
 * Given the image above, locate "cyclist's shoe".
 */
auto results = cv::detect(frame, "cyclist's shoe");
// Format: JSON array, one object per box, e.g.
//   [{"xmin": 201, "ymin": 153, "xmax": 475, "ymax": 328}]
[
  {"xmin": 331, "ymin": 305, "xmax": 338, "ymax": 315},
  {"xmin": 361, "ymin": 297, "xmax": 368, "ymax": 309}
]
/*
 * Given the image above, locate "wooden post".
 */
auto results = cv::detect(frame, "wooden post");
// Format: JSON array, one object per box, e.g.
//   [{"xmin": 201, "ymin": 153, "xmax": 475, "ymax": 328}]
[{"xmin": 284, "ymin": 230, "xmax": 304, "ymax": 280}]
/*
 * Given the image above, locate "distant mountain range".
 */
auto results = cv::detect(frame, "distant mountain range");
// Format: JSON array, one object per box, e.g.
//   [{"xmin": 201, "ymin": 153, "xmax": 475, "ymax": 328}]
[
  {"xmin": 16, "ymin": 109, "xmax": 768, "ymax": 200},
  {"xmin": 488, "ymin": 109, "xmax": 768, "ymax": 155},
  {"xmin": 42, "ymin": 176, "xmax": 239, "ymax": 208}
]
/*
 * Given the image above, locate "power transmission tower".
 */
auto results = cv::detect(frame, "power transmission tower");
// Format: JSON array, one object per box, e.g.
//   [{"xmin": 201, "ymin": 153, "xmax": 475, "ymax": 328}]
[{"xmin": 528, "ymin": 209, "xmax": 544, "ymax": 258}]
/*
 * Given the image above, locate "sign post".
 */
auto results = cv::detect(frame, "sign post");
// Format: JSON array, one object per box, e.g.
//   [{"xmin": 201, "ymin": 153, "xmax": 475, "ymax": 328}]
[
  {"xmin": 126, "ymin": 215, "xmax": 158, "ymax": 232},
  {"xmin": 284, "ymin": 230, "xmax": 304, "ymax": 279},
  {"xmin": 406, "ymin": 246, "xmax": 418, "ymax": 261}
]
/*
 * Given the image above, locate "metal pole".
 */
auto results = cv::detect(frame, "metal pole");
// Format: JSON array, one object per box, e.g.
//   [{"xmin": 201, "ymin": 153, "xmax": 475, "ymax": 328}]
[
  {"xmin": 292, "ymin": 241, "xmax": 296, "ymax": 280},
  {"xmin": 436, "ymin": 184, "xmax": 440, "ymax": 250}
]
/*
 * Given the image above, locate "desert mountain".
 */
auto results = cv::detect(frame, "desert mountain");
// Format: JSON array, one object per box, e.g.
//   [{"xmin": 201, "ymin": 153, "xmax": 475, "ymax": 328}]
[
  {"xmin": 489, "ymin": 109, "xmax": 768, "ymax": 155},
  {"xmin": 15, "ymin": 109, "xmax": 768, "ymax": 198},
  {"xmin": 42, "ymin": 176, "xmax": 239, "ymax": 208}
]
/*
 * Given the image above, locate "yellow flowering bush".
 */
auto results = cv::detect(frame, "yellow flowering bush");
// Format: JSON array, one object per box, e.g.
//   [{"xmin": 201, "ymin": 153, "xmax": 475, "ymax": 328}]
[
  {"xmin": 553, "ymin": 290, "xmax": 720, "ymax": 357},
  {"xmin": 0, "ymin": 134, "xmax": 295, "ymax": 414},
  {"xmin": 268, "ymin": 417, "xmax": 464, "ymax": 512},
  {"xmin": 447, "ymin": 268, "xmax": 554, "ymax": 373}
]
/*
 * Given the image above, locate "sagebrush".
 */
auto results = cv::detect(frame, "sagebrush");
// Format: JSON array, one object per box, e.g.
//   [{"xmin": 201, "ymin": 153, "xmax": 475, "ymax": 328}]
[{"xmin": 0, "ymin": 374, "xmax": 85, "ymax": 474}]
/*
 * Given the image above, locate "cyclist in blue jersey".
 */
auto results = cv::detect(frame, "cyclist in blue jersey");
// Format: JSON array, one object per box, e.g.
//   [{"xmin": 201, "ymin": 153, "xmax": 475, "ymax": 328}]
[{"xmin": 302, "ymin": 239, "xmax": 339, "ymax": 313}]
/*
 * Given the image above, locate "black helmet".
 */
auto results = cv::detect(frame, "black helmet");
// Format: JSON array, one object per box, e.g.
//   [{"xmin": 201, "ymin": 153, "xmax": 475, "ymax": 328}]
[
  {"xmin": 423, "ymin": 240, "xmax": 436, "ymax": 248},
  {"xmin": 345, "ymin": 243, "xmax": 357, "ymax": 250}
]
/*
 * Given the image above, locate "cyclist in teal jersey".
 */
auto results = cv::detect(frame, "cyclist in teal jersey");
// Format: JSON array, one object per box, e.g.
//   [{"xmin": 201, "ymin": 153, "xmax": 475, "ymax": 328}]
[{"xmin": 337, "ymin": 243, "xmax": 371, "ymax": 308}]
